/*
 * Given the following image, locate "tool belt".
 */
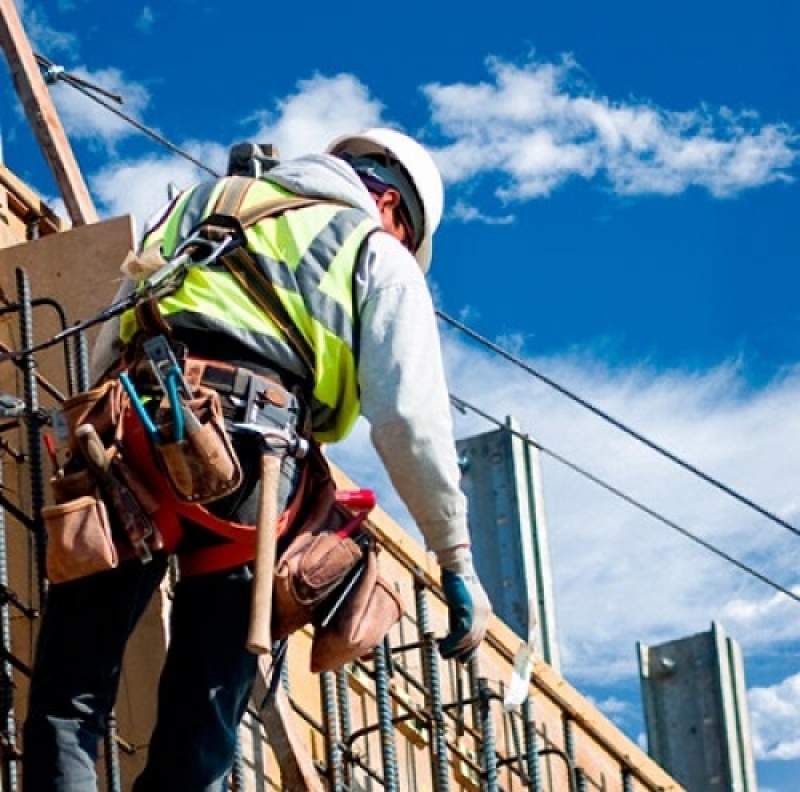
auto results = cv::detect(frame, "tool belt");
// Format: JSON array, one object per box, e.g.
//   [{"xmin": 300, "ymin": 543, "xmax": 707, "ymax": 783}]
[{"xmin": 41, "ymin": 345, "xmax": 401, "ymax": 672}]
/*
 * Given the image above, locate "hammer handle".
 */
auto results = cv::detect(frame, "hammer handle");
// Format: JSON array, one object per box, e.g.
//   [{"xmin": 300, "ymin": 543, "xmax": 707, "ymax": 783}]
[{"xmin": 247, "ymin": 452, "xmax": 283, "ymax": 654}]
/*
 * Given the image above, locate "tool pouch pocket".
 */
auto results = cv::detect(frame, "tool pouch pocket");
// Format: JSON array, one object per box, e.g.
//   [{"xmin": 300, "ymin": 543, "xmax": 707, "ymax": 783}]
[
  {"xmin": 310, "ymin": 547, "xmax": 403, "ymax": 673},
  {"xmin": 41, "ymin": 492, "xmax": 118, "ymax": 584},
  {"xmin": 272, "ymin": 518, "xmax": 403, "ymax": 671},
  {"xmin": 153, "ymin": 385, "xmax": 242, "ymax": 504},
  {"xmin": 60, "ymin": 379, "xmax": 125, "ymax": 454},
  {"xmin": 272, "ymin": 529, "xmax": 364, "ymax": 640},
  {"xmin": 53, "ymin": 380, "xmax": 162, "ymax": 564}
]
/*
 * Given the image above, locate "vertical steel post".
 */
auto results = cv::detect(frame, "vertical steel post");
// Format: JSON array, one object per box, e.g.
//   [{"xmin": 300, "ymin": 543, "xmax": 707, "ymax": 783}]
[{"xmin": 415, "ymin": 581, "xmax": 450, "ymax": 792}]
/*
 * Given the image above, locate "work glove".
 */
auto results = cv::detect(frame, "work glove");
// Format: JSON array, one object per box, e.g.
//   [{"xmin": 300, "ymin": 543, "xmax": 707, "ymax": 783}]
[{"xmin": 436, "ymin": 545, "xmax": 492, "ymax": 662}]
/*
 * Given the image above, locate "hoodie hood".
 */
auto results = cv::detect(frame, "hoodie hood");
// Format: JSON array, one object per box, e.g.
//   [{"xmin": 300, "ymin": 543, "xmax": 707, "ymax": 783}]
[{"xmin": 265, "ymin": 153, "xmax": 381, "ymax": 223}]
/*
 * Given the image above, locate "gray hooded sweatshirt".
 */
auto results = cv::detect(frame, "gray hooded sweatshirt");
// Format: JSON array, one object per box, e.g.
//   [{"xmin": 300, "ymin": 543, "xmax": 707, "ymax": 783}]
[{"xmin": 92, "ymin": 154, "xmax": 469, "ymax": 557}]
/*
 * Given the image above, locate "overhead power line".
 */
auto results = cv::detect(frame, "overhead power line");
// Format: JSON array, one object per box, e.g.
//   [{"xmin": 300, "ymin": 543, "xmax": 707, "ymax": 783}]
[
  {"xmin": 451, "ymin": 393, "xmax": 800, "ymax": 606},
  {"xmin": 438, "ymin": 310, "xmax": 799, "ymax": 541}
]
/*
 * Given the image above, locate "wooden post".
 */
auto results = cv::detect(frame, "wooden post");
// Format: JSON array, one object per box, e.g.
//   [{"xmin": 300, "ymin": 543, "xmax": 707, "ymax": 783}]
[{"xmin": 0, "ymin": 0, "xmax": 98, "ymax": 226}]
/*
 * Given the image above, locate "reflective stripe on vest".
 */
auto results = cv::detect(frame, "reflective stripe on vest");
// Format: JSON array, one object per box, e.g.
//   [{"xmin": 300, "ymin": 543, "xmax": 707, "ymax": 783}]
[{"xmin": 120, "ymin": 177, "xmax": 379, "ymax": 442}]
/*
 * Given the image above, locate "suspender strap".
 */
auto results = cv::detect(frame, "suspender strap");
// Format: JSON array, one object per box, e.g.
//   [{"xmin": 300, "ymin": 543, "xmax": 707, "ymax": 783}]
[{"xmin": 197, "ymin": 175, "xmax": 330, "ymax": 380}]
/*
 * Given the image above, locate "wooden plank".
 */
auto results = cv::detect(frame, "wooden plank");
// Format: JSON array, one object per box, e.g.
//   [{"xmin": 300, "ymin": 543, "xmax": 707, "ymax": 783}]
[
  {"xmin": 0, "ymin": 0, "xmax": 98, "ymax": 225},
  {"xmin": 252, "ymin": 656, "xmax": 325, "ymax": 792}
]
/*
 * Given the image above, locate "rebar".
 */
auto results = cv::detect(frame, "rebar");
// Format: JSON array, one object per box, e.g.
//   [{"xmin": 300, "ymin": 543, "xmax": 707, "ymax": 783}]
[
  {"xmin": 473, "ymin": 670, "xmax": 498, "ymax": 792},
  {"xmin": 16, "ymin": 268, "xmax": 47, "ymax": 606},
  {"xmin": 229, "ymin": 734, "xmax": 245, "ymax": 792},
  {"xmin": 562, "ymin": 717, "xmax": 585, "ymax": 792},
  {"xmin": 522, "ymin": 698, "xmax": 543, "ymax": 791},
  {"xmin": 103, "ymin": 711, "xmax": 122, "ymax": 792},
  {"xmin": 373, "ymin": 638, "xmax": 399, "ymax": 792},
  {"xmin": 0, "ymin": 463, "xmax": 18, "ymax": 792},
  {"xmin": 320, "ymin": 671, "xmax": 345, "ymax": 792},
  {"xmin": 335, "ymin": 666, "xmax": 353, "ymax": 789},
  {"xmin": 416, "ymin": 581, "xmax": 450, "ymax": 792}
]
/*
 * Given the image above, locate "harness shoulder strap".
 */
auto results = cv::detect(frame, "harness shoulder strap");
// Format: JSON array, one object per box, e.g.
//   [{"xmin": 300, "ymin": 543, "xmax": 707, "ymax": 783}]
[{"xmin": 201, "ymin": 176, "xmax": 328, "ymax": 380}]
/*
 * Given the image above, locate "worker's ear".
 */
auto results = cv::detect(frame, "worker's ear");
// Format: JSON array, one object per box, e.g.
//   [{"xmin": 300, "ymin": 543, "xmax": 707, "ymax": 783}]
[{"xmin": 374, "ymin": 188, "xmax": 402, "ymax": 212}]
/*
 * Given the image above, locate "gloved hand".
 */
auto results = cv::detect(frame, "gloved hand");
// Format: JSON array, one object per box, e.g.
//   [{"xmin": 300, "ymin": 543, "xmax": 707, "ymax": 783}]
[{"xmin": 436, "ymin": 545, "xmax": 492, "ymax": 661}]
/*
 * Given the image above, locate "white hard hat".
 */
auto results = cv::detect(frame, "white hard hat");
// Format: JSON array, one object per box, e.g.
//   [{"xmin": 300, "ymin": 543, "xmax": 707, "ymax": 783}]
[{"xmin": 326, "ymin": 127, "xmax": 444, "ymax": 273}]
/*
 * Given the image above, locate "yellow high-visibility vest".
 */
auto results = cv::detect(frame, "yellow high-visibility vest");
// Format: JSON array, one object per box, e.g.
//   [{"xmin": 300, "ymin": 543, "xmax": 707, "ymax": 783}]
[{"xmin": 120, "ymin": 177, "xmax": 379, "ymax": 442}]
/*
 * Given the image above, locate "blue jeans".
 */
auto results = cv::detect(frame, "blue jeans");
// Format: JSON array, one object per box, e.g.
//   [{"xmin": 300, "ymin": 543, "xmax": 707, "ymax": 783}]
[
  {"xmin": 22, "ymin": 556, "xmax": 259, "ymax": 791},
  {"xmin": 23, "ymin": 449, "xmax": 299, "ymax": 791}
]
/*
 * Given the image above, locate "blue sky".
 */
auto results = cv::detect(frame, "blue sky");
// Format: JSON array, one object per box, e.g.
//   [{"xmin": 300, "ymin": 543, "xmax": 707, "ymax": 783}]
[{"xmin": 2, "ymin": 1, "xmax": 799, "ymax": 790}]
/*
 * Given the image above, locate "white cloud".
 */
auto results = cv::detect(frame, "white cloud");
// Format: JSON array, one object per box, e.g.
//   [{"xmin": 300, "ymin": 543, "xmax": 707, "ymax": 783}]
[
  {"xmin": 90, "ymin": 145, "xmax": 226, "ymax": 229},
  {"xmin": 750, "ymin": 675, "xmax": 800, "ymax": 760},
  {"xmin": 36, "ymin": 59, "xmax": 796, "ymax": 231},
  {"xmin": 73, "ymin": 72, "xmax": 388, "ymax": 225},
  {"xmin": 247, "ymin": 73, "xmax": 386, "ymax": 158},
  {"xmin": 23, "ymin": 5, "xmax": 79, "ymax": 56},
  {"xmin": 424, "ymin": 56, "xmax": 798, "ymax": 204},
  {"xmin": 450, "ymin": 201, "xmax": 515, "ymax": 225}
]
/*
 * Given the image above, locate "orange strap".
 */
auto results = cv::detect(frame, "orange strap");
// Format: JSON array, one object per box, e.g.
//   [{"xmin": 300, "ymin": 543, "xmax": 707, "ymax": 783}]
[{"xmin": 122, "ymin": 404, "xmax": 309, "ymax": 576}]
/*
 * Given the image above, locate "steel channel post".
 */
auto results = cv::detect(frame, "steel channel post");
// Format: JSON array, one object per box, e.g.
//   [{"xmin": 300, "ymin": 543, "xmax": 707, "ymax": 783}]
[
  {"xmin": 373, "ymin": 638, "xmax": 400, "ymax": 792},
  {"xmin": 415, "ymin": 581, "xmax": 450, "ymax": 792},
  {"xmin": 522, "ymin": 698, "xmax": 543, "ymax": 792},
  {"xmin": 320, "ymin": 670, "xmax": 345, "ymax": 792}
]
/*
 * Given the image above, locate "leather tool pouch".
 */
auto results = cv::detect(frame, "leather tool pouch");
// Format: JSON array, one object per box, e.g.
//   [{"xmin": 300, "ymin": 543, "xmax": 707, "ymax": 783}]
[
  {"xmin": 152, "ymin": 385, "xmax": 242, "ymax": 504},
  {"xmin": 271, "ymin": 446, "xmax": 403, "ymax": 671},
  {"xmin": 44, "ymin": 380, "xmax": 161, "ymax": 582},
  {"xmin": 41, "ymin": 473, "xmax": 118, "ymax": 584},
  {"xmin": 311, "ymin": 544, "xmax": 403, "ymax": 673},
  {"xmin": 272, "ymin": 525, "xmax": 364, "ymax": 640}
]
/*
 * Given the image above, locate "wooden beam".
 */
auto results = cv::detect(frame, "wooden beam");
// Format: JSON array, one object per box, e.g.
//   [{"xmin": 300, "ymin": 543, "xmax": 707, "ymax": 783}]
[{"xmin": 0, "ymin": 0, "xmax": 98, "ymax": 226}]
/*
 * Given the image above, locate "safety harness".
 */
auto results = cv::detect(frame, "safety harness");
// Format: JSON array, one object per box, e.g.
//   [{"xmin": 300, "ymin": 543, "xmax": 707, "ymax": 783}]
[{"xmin": 121, "ymin": 177, "xmax": 336, "ymax": 575}]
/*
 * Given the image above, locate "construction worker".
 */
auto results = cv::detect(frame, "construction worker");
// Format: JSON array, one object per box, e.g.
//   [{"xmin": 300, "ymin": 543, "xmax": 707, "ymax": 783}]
[{"xmin": 22, "ymin": 127, "xmax": 492, "ymax": 791}]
